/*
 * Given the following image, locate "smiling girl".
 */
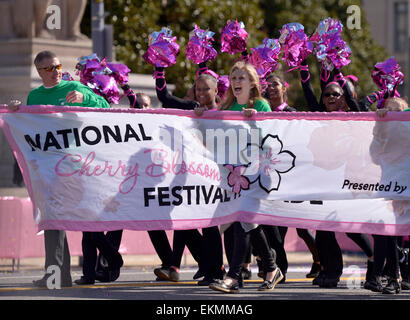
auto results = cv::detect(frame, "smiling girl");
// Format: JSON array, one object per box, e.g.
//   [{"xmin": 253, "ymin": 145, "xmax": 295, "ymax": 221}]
[{"xmin": 219, "ymin": 61, "xmax": 271, "ymax": 115}]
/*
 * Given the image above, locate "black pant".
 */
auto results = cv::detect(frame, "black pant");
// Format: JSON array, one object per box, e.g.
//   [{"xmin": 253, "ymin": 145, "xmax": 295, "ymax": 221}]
[
  {"xmin": 262, "ymin": 225, "xmax": 288, "ymax": 274},
  {"xmin": 261, "ymin": 226, "xmax": 319, "ymax": 275},
  {"xmin": 81, "ymin": 231, "xmax": 123, "ymax": 281},
  {"xmin": 315, "ymin": 230, "xmax": 343, "ymax": 278},
  {"xmin": 224, "ymin": 223, "xmax": 276, "ymax": 280},
  {"xmin": 96, "ymin": 230, "xmax": 123, "ymax": 273},
  {"xmin": 346, "ymin": 233, "xmax": 373, "ymax": 258},
  {"xmin": 171, "ymin": 229, "xmax": 203, "ymax": 269},
  {"xmin": 202, "ymin": 226, "xmax": 224, "ymax": 279},
  {"xmin": 148, "ymin": 230, "xmax": 173, "ymax": 268},
  {"xmin": 372, "ymin": 235, "xmax": 399, "ymax": 279}
]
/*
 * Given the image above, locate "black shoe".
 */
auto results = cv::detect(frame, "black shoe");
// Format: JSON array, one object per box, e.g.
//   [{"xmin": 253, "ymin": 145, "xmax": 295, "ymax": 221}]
[
  {"xmin": 33, "ymin": 274, "xmax": 72, "ymax": 288},
  {"xmin": 312, "ymin": 271, "xmax": 326, "ymax": 286},
  {"xmin": 365, "ymin": 260, "xmax": 374, "ymax": 282},
  {"xmin": 74, "ymin": 276, "xmax": 95, "ymax": 285},
  {"xmin": 154, "ymin": 267, "xmax": 179, "ymax": 282},
  {"xmin": 96, "ymin": 270, "xmax": 111, "ymax": 282},
  {"xmin": 241, "ymin": 268, "xmax": 252, "ymax": 280},
  {"xmin": 364, "ymin": 277, "xmax": 383, "ymax": 292},
  {"xmin": 383, "ymin": 279, "xmax": 401, "ymax": 294},
  {"xmin": 156, "ymin": 276, "xmax": 167, "ymax": 281},
  {"xmin": 209, "ymin": 280, "xmax": 239, "ymax": 294},
  {"xmin": 258, "ymin": 268, "xmax": 283, "ymax": 291},
  {"xmin": 198, "ymin": 277, "xmax": 219, "ymax": 286},
  {"xmin": 306, "ymin": 263, "xmax": 321, "ymax": 278},
  {"xmin": 107, "ymin": 268, "xmax": 121, "ymax": 282},
  {"xmin": 193, "ymin": 269, "xmax": 205, "ymax": 280},
  {"xmin": 319, "ymin": 277, "xmax": 339, "ymax": 288}
]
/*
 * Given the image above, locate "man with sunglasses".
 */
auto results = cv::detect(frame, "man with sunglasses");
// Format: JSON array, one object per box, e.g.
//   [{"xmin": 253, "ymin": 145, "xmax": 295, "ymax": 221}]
[
  {"xmin": 27, "ymin": 51, "xmax": 110, "ymax": 108},
  {"xmin": 8, "ymin": 50, "xmax": 110, "ymax": 288}
]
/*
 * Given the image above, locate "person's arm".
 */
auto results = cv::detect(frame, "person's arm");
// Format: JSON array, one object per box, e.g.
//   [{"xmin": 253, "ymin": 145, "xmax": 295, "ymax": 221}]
[
  {"xmin": 121, "ymin": 84, "xmax": 141, "ymax": 108},
  {"xmin": 154, "ymin": 67, "xmax": 199, "ymax": 110},
  {"xmin": 358, "ymin": 89, "xmax": 390, "ymax": 111},
  {"xmin": 299, "ymin": 60, "xmax": 321, "ymax": 111},
  {"xmin": 319, "ymin": 66, "xmax": 331, "ymax": 92}
]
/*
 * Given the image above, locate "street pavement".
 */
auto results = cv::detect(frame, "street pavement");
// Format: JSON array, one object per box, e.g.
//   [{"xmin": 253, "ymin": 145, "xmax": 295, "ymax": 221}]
[{"xmin": 1, "ymin": 253, "xmax": 409, "ymax": 301}]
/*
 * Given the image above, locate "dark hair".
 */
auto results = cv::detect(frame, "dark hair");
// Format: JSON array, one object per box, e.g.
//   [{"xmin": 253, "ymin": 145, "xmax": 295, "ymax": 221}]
[
  {"xmin": 344, "ymin": 78, "xmax": 357, "ymax": 100},
  {"xmin": 34, "ymin": 51, "xmax": 57, "ymax": 67},
  {"xmin": 265, "ymin": 73, "xmax": 288, "ymax": 101}
]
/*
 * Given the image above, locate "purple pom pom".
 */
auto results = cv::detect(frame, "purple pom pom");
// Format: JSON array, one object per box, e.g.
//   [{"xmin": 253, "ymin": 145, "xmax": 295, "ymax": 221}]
[
  {"xmin": 310, "ymin": 18, "xmax": 351, "ymax": 71},
  {"xmin": 221, "ymin": 20, "xmax": 248, "ymax": 55},
  {"xmin": 279, "ymin": 23, "xmax": 313, "ymax": 68},
  {"xmin": 186, "ymin": 25, "xmax": 217, "ymax": 64},
  {"xmin": 106, "ymin": 62, "xmax": 131, "ymax": 86},
  {"xmin": 372, "ymin": 57, "xmax": 404, "ymax": 92},
  {"xmin": 248, "ymin": 38, "xmax": 281, "ymax": 78},
  {"xmin": 142, "ymin": 27, "xmax": 180, "ymax": 68},
  {"xmin": 87, "ymin": 74, "xmax": 120, "ymax": 104}
]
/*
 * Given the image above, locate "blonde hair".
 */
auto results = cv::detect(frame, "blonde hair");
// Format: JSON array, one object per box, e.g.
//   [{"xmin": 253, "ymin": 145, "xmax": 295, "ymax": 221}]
[
  {"xmin": 219, "ymin": 61, "xmax": 267, "ymax": 110},
  {"xmin": 385, "ymin": 97, "xmax": 408, "ymax": 112}
]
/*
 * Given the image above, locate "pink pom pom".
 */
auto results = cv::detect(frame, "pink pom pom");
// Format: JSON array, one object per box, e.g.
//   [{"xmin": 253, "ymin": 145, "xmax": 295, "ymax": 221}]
[
  {"xmin": 310, "ymin": 18, "xmax": 351, "ymax": 71},
  {"xmin": 106, "ymin": 62, "xmax": 131, "ymax": 86},
  {"xmin": 279, "ymin": 23, "xmax": 313, "ymax": 69},
  {"xmin": 142, "ymin": 27, "xmax": 180, "ymax": 68},
  {"xmin": 372, "ymin": 57, "xmax": 404, "ymax": 92},
  {"xmin": 221, "ymin": 20, "xmax": 248, "ymax": 55},
  {"xmin": 186, "ymin": 25, "xmax": 217, "ymax": 64},
  {"xmin": 87, "ymin": 74, "xmax": 120, "ymax": 104},
  {"xmin": 248, "ymin": 38, "xmax": 281, "ymax": 78}
]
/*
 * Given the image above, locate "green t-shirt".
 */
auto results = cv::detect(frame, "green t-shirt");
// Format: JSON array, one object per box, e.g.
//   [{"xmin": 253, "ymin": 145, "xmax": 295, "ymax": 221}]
[
  {"xmin": 27, "ymin": 80, "xmax": 110, "ymax": 108},
  {"xmin": 228, "ymin": 99, "xmax": 271, "ymax": 112},
  {"xmin": 404, "ymin": 108, "xmax": 410, "ymax": 112}
]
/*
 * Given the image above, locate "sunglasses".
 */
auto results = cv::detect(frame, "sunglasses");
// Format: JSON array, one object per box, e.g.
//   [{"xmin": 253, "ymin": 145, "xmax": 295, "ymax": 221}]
[
  {"xmin": 323, "ymin": 92, "xmax": 342, "ymax": 98},
  {"xmin": 38, "ymin": 64, "xmax": 62, "ymax": 72}
]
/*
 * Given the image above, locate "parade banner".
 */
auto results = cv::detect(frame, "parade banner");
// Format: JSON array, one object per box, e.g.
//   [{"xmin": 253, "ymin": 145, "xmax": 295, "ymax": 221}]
[{"xmin": 0, "ymin": 105, "xmax": 409, "ymax": 235}]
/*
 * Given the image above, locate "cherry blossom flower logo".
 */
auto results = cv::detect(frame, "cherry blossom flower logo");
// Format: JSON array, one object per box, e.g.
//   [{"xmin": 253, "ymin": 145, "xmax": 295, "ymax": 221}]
[
  {"xmin": 224, "ymin": 134, "xmax": 296, "ymax": 194},
  {"xmin": 225, "ymin": 164, "xmax": 250, "ymax": 194}
]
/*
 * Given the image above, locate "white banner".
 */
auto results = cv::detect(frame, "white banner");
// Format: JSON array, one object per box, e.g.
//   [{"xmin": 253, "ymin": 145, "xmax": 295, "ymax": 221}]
[{"xmin": 0, "ymin": 105, "xmax": 409, "ymax": 235}]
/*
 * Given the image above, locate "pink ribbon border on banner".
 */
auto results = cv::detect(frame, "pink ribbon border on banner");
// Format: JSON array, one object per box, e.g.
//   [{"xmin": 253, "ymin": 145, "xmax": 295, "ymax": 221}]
[{"xmin": 1, "ymin": 104, "xmax": 409, "ymax": 121}]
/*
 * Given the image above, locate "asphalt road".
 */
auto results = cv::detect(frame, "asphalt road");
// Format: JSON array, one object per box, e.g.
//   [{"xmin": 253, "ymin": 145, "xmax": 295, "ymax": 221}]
[{"xmin": 1, "ymin": 262, "xmax": 409, "ymax": 300}]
